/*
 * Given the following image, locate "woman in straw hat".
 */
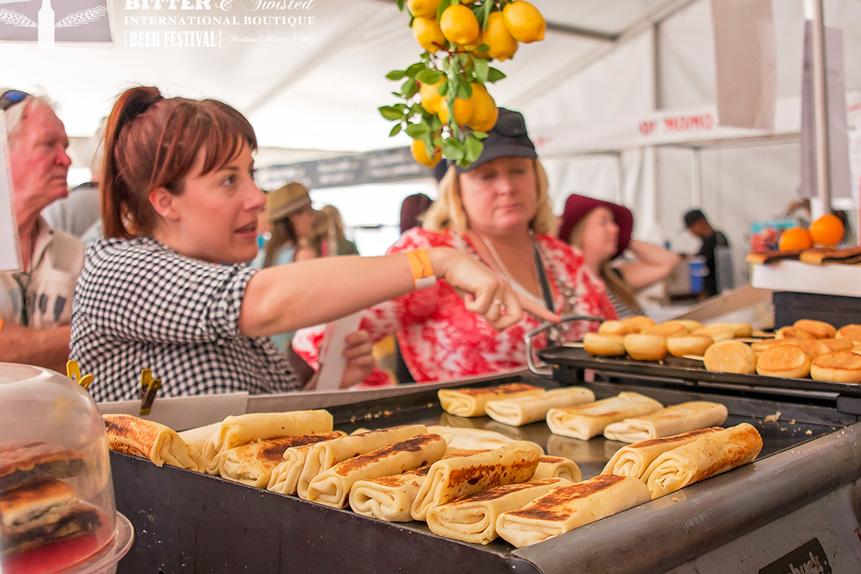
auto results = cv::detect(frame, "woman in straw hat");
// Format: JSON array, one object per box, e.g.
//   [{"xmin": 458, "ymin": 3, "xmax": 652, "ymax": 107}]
[
  {"xmin": 559, "ymin": 193, "xmax": 679, "ymax": 318},
  {"xmin": 294, "ymin": 108, "xmax": 612, "ymax": 384},
  {"xmin": 70, "ymin": 87, "xmax": 557, "ymax": 401},
  {"xmin": 261, "ymin": 182, "xmax": 318, "ymax": 267}
]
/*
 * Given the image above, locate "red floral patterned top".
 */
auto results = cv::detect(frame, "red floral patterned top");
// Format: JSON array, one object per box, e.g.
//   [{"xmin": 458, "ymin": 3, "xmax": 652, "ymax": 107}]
[{"xmin": 292, "ymin": 228, "xmax": 617, "ymax": 385}]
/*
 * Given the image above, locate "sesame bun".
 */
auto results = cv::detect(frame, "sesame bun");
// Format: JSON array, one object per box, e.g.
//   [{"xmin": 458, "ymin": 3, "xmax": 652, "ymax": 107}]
[
  {"xmin": 775, "ymin": 326, "xmax": 817, "ymax": 341},
  {"xmin": 622, "ymin": 334, "xmax": 668, "ymax": 361},
  {"xmin": 793, "ymin": 319, "xmax": 836, "ymax": 339},
  {"xmin": 810, "ymin": 351, "xmax": 861, "ymax": 383},
  {"xmin": 640, "ymin": 323, "xmax": 687, "ymax": 337},
  {"xmin": 755, "ymin": 344, "xmax": 812, "ymax": 378},
  {"xmin": 836, "ymin": 324, "xmax": 861, "ymax": 343},
  {"xmin": 704, "ymin": 340, "xmax": 756, "ymax": 374},
  {"xmin": 666, "ymin": 334, "xmax": 713, "ymax": 358},
  {"xmin": 583, "ymin": 333, "xmax": 626, "ymax": 357},
  {"xmin": 692, "ymin": 325, "xmax": 736, "ymax": 344},
  {"xmin": 598, "ymin": 320, "xmax": 631, "ymax": 336},
  {"xmin": 620, "ymin": 316, "xmax": 656, "ymax": 334}
]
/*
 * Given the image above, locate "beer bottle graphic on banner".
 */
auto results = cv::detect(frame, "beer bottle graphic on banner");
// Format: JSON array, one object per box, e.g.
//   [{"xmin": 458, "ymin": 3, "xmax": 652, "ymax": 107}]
[{"xmin": 38, "ymin": 0, "xmax": 55, "ymax": 48}]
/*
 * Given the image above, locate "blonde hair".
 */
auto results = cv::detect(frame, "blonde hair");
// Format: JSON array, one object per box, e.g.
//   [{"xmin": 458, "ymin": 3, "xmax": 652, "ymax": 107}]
[
  {"xmin": 422, "ymin": 159, "xmax": 558, "ymax": 235},
  {"xmin": 569, "ymin": 215, "xmax": 642, "ymax": 313}
]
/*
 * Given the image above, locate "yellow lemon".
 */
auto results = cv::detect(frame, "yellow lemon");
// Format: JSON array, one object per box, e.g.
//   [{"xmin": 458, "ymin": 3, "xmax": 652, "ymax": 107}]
[
  {"xmin": 438, "ymin": 95, "xmax": 475, "ymax": 127},
  {"xmin": 466, "ymin": 83, "xmax": 498, "ymax": 132},
  {"xmin": 407, "ymin": 0, "xmax": 441, "ymax": 18},
  {"xmin": 440, "ymin": 4, "xmax": 480, "ymax": 46},
  {"xmin": 483, "ymin": 11, "xmax": 518, "ymax": 60},
  {"xmin": 411, "ymin": 139, "xmax": 442, "ymax": 168},
  {"xmin": 412, "ymin": 16, "xmax": 446, "ymax": 52},
  {"xmin": 419, "ymin": 78, "xmax": 445, "ymax": 115},
  {"xmin": 502, "ymin": 0, "xmax": 546, "ymax": 43}
]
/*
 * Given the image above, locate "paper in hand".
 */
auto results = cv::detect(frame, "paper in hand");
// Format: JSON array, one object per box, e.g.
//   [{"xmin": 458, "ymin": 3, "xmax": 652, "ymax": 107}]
[{"xmin": 316, "ymin": 312, "xmax": 363, "ymax": 390}]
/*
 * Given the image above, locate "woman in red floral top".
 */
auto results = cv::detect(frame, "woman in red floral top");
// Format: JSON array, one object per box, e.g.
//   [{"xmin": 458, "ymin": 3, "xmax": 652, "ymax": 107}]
[{"xmin": 293, "ymin": 109, "xmax": 616, "ymax": 385}]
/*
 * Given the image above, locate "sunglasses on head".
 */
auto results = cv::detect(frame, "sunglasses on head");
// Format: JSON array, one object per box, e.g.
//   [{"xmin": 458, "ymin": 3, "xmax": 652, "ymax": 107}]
[{"xmin": 0, "ymin": 89, "xmax": 29, "ymax": 112}]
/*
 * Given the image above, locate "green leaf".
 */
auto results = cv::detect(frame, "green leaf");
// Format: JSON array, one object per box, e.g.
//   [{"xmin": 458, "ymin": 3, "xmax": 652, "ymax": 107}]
[
  {"xmin": 471, "ymin": 130, "xmax": 489, "ymax": 139},
  {"xmin": 389, "ymin": 123, "xmax": 403, "ymax": 137},
  {"xmin": 401, "ymin": 78, "xmax": 420, "ymax": 98},
  {"xmin": 379, "ymin": 106, "xmax": 404, "ymax": 121},
  {"xmin": 474, "ymin": 58, "xmax": 489, "ymax": 83},
  {"xmin": 456, "ymin": 80, "xmax": 473, "ymax": 99},
  {"xmin": 464, "ymin": 137, "xmax": 484, "ymax": 162},
  {"xmin": 416, "ymin": 69, "xmax": 443, "ymax": 85},
  {"xmin": 396, "ymin": 0, "xmax": 405, "ymax": 10},
  {"xmin": 406, "ymin": 62, "xmax": 426, "ymax": 78},
  {"xmin": 438, "ymin": 81, "xmax": 449, "ymax": 97},
  {"xmin": 487, "ymin": 67, "xmax": 507, "ymax": 83},
  {"xmin": 406, "ymin": 122, "xmax": 432, "ymax": 137},
  {"xmin": 386, "ymin": 70, "xmax": 407, "ymax": 81},
  {"xmin": 437, "ymin": 0, "xmax": 452, "ymax": 20},
  {"xmin": 441, "ymin": 138, "xmax": 464, "ymax": 161},
  {"xmin": 479, "ymin": 0, "xmax": 493, "ymax": 27}
]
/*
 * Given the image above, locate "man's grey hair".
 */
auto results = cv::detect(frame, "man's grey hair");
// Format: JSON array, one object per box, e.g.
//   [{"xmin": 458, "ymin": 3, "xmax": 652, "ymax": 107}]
[{"xmin": 5, "ymin": 94, "xmax": 58, "ymax": 149}]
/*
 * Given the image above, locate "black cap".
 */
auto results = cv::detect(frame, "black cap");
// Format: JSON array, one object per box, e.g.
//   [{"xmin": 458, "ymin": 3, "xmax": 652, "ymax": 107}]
[
  {"xmin": 455, "ymin": 108, "xmax": 537, "ymax": 173},
  {"xmin": 683, "ymin": 209, "xmax": 706, "ymax": 229}
]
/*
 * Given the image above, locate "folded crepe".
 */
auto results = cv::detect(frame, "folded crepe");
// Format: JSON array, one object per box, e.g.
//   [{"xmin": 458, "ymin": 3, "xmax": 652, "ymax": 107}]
[
  {"xmin": 602, "ymin": 427, "xmax": 723, "ymax": 479},
  {"xmin": 267, "ymin": 432, "xmax": 346, "ymax": 495},
  {"xmin": 305, "ymin": 433, "xmax": 447, "ymax": 508},
  {"xmin": 643, "ymin": 423, "xmax": 763, "ymax": 499},
  {"xmin": 485, "ymin": 387, "xmax": 596, "ymax": 427},
  {"xmin": 495, "ymin": 474, "xmax": 650, "ymax": 548},
  {"xmin": 427, "ymin": 425, "xmax": 544, "ymax": 454},
  {"xmin": 297, "ymin": 424, "xmax": 426, "ymax": 498},
  {"xmin": 533, "ymin": 456, "xmax": 581, "ymax": 482},
  {"xmin": 438, "ymin": 383, "xmax": 545, "ymax": 417},
  {"xmin": 103, "ymin": 414, "xmax": 204, "ymax": 472},
  {"xmin": 177, "ymin": 421, "xmax": 221, "ymax": 454},
  {"xmin": 0, "ymin": 441, "xmax": 86, "ymax": 493},
  {"xmin": 220, "ymin": 432, "xmax": 345, "ymax": 487},
  {"xmin": 603, "ymin": 401, "xmax": 729, "ymax": 443},
  {"xmin": 202, "ymin": 410, "xmax": 333, "ymax": 474},
  {"xmin": 426, "ymin": 477, "xmax": 569, "ymax": 545},
  {"xmin": 546, "ymin": 392, "xmax": 663, "ymax": 440},
  {"xmin": 410, "ymin": 441, "xmax": 542, "ymax": 521},
  {"xmin": 348, "ymin": 447, "xmax": 483, "ymax": 522}
]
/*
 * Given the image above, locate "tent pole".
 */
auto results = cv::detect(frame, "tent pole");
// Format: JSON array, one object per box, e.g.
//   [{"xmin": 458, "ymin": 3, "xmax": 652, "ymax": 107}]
[
  {"xmin": 691, "ymin": 148, "xmax": 703, "ymax": 207},
  {"xmin": 808, "ymin": 0, "xmax": 832, "ymax": 216},
  {"xmin": 615, "ymin": 152, "xmax": 625, "ymax": 204}
]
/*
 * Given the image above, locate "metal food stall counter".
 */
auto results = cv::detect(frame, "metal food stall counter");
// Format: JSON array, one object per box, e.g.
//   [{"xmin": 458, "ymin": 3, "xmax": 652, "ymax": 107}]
[{"xmin": 110, "ymin": 364, "xmax": 861, "ymax": 574}]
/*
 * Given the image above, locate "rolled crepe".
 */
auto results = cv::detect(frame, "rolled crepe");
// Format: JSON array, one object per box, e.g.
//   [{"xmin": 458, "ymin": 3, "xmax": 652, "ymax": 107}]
[
  {"xmin": 602, "ymin": 427, "xmax": 722, "ymax": 479},
  {"xmin": 427, "ymin": 477, "xmax": 569, "ymax": 545},
  {"xmin": 546, "ymin": 392, "xmax": 663, "ymax": 440},
  {"xmin": 495, "ymin": 474, "xmax": 650, "ymax": 548},
  {"xmin": 267, "ymin": 432, "xmax": 346, "ymax": 495},
  {"xmin": 305, "ymin": 433, "xmax": 447, "ymax": 508},
  {"xmin": 297, "ymin": 424, "xmax": 426, "ymax": 498},
  {"xmin": 103, "ymin": 414, "xmax": 204, "ymax": 472},
  {"xmin": 438, "ymin": 383, "xmax": 545, "ymax": 417},
  {"xmin": 533, "ymin": 456, "xmax": 581, "ymax": 482},
  {"xmin": 220, "ymin": 432, "xmax": 345, "ymax": 487},
  {"xmin": 603, "ymin": 401, "xmax": 729, "ymax": 443},
  {"xmin": 643, "ymin": 423, "xmax": 763, "ymax": 499},
  {"xmin": 411, "ymin": 441, "xmax": 542, "ymax": 521},
  {"xmin": 348, "ymin": 448, "xmax": 482, "ymax": 522},
  {"xmin": 427, "ymin": 425, "xmax": 544, "ymax": 454},
  {"xmin": 484, "ymin": 387, "xmax": 596, "ymax": 426},
  {"xmin": 202, "ymin": 410, "xmax": 333, "ymax": 474}
]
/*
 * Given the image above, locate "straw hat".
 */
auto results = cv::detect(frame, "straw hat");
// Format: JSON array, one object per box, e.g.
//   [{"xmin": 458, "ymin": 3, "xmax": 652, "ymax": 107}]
[
  {"xmin": 558, "ymin": 193, "xmax": 634, "ymax": 260},
  {"xmin": 266, "ymin": 182, "xmax": 312, "ymax": 222}
]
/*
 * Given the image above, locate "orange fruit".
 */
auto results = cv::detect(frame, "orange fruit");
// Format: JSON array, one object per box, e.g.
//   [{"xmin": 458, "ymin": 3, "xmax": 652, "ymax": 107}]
[
  {"xmin": 778, "ymin": 227, "xmax": 813, "ymax": 251},
  {"xmin": 808, "ymin": 214, "xmax": 845, "ymax": 246}
]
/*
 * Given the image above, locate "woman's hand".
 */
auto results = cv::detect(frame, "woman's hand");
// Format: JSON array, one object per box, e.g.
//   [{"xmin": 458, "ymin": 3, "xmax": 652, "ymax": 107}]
[
  {"xmin": 428, "ymin": 248, "xmax": 560, "ymax": 330},
  {"xmin": 338, "ymin": 330, "xmax": 375, "ymax": 388}
]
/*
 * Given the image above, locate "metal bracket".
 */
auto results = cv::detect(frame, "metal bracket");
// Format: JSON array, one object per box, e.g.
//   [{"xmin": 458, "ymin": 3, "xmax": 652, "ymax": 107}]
[{"xmin": 525, "ymin": 314, "xmax": 603, "ymax": 376}]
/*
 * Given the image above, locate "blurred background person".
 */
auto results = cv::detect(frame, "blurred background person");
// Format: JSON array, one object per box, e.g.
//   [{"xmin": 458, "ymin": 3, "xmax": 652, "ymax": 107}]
[
  {"xmin": 260, "ymin": 182, "xmax": 318, "ymax": 268},
  {"xmin": 683, "ymin": 208, "xmax": 732, "ymax": 297},
  {"xmin": 399, "ymin": 192, "xmax": 433, "ymax": 235},
  {"xmin": 313, "ymin": 204, "xmax": 359, "ymax": 257},
  {"xmin": 559, "ymin": 193, "xmax": 679, "ymax": 318}
]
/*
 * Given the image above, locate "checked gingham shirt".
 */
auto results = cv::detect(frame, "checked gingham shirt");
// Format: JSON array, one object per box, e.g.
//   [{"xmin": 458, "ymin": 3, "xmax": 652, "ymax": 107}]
[{"xmin": 70, "ymin": 238, "xmax": 300, "ymax": 402}]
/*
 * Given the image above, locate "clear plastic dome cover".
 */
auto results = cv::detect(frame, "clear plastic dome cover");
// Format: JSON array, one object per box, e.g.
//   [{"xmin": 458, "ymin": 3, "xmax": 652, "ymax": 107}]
[{"xmin": 0, "ymin": 363, "xmax": 127, "ymax": 573}]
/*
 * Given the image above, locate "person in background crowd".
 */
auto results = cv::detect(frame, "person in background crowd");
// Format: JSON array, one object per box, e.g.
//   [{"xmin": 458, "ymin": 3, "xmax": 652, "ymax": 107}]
[
  {"xmin": 683, "ymin": 208, "xmax": 731, "ymax": 297},
  {"xmin": 559, "ymin": 194, "xmax": 679, "ymax": 318},
  {"xmin": 70, "ymin": 87, "xmax": 553, "ymax": 401},
  {"xmin": 0, "ymin": 89, "xmax": 84, "ymax": 372},
  {"xmin": 293, "ymin": 108, "xmax": 609, "ymax": 385},
  {"xmin": 399, "ymin": 193, "xmax": 433, "ymax": 235},
  {"xmin": 260, "ymin": 182, "xmax": 318, "ymax": 268},
  {"xmin": 313, "ymin": 204, "xmax": 359, "ymax": 257}
]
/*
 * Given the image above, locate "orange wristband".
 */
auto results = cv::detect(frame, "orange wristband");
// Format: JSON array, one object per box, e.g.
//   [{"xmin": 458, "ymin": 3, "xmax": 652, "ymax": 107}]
[
  {"xmin": 0, "ymin": 318, "xmax": 3, "ymax": 333},
  {"xmin": 407, "ymin": 249, "xmax": 435, "ymax": 290}
]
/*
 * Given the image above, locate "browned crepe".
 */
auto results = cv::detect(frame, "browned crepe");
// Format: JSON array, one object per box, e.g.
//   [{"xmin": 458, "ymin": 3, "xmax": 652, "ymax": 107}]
[
  {"xmin": 103, "ymin": 414, "xmax": 203, "ymax": 471},
  {"xmin": 438, "ymin": 383, "xmax": 545, "ymax": 417}
]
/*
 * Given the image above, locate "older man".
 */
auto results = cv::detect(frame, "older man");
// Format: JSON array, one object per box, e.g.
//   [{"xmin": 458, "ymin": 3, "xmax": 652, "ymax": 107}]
[{"xmin": 0, "ymin": 89, "xmax": 85, "ymax": 372}]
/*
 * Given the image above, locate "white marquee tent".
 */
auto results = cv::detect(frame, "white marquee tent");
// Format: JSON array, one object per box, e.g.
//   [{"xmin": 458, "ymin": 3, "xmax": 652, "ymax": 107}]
[{"xmin": 3, "ymin": 0, "xmax": 860, "ymax": 278}]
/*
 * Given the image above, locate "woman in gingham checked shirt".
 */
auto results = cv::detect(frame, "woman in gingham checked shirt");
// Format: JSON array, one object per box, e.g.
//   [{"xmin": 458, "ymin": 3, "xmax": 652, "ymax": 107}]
[{"xmin": 70, "ymin": 87, "xmax": 557, "ymax": 402}]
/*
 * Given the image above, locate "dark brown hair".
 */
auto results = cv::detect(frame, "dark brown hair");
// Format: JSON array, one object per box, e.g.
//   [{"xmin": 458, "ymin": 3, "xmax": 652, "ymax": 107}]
[{"xmin": 100, "ymin": 86, "xmax": 257, "ymax": 238}]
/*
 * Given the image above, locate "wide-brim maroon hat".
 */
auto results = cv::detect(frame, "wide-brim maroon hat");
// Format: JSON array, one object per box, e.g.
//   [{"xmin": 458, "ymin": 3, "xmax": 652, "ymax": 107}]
[{"xmin": 558, "ymin": 193, "xmax": 634, "ymax": 260}]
